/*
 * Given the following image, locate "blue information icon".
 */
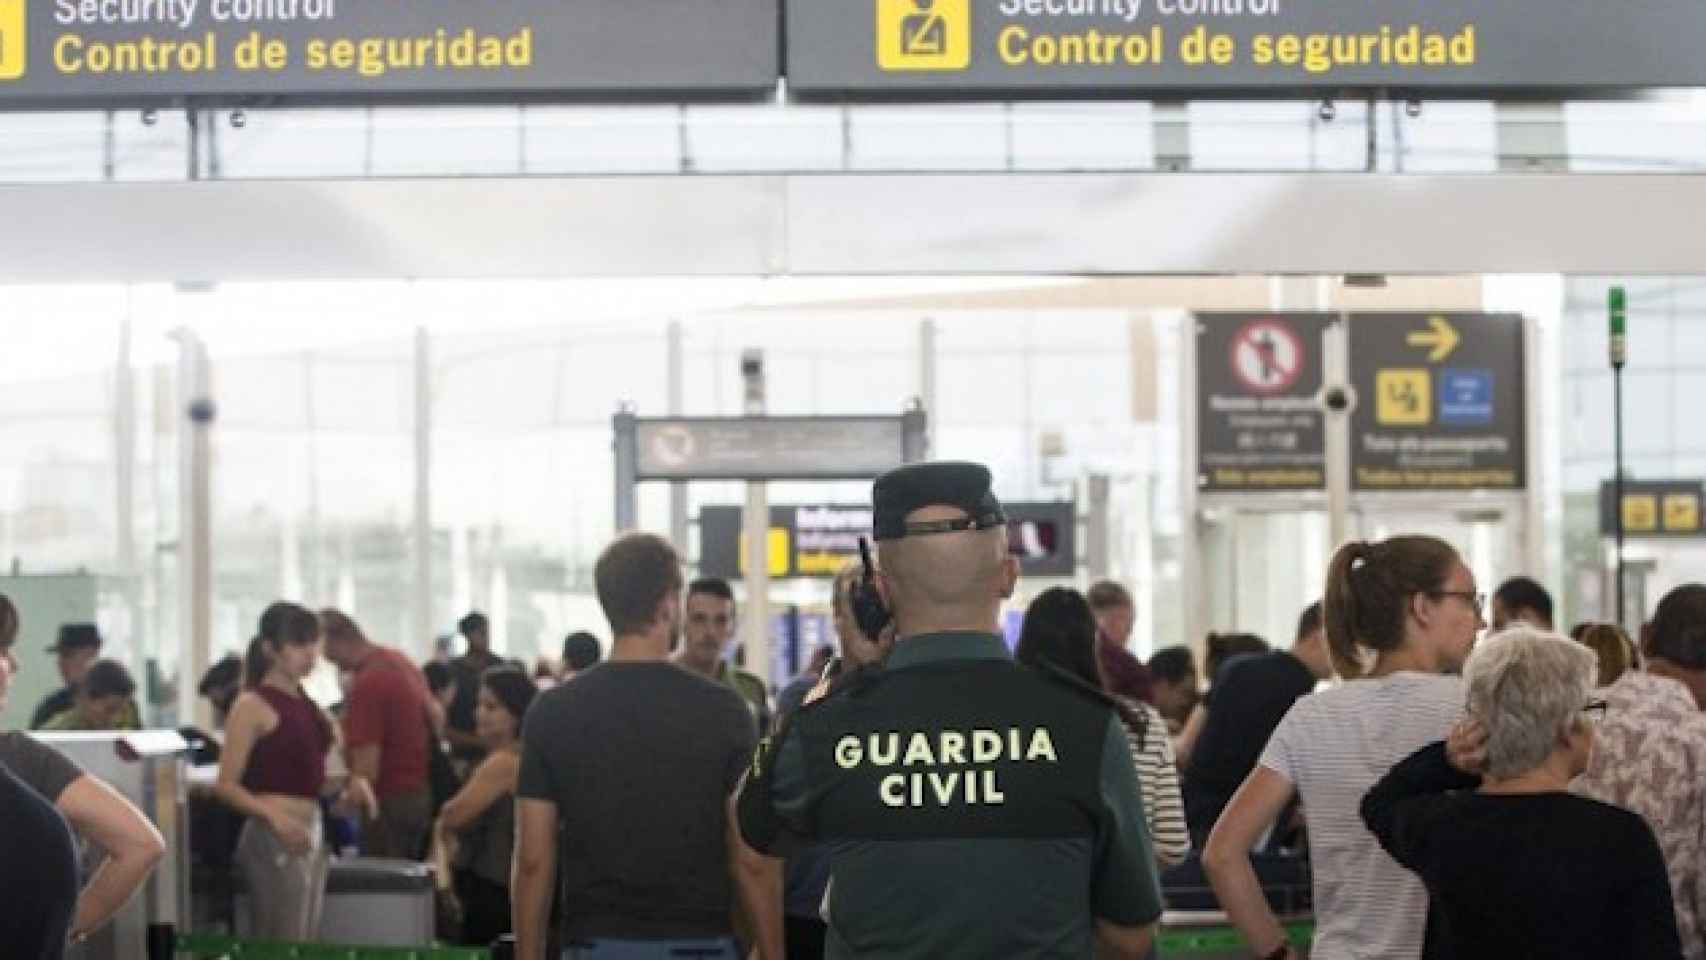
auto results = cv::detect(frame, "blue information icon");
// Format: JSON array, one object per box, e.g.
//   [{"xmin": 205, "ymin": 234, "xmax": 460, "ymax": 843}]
[{"xmin": 1438, "ymin": 369, "xmax": 1494, "ymax": 425}]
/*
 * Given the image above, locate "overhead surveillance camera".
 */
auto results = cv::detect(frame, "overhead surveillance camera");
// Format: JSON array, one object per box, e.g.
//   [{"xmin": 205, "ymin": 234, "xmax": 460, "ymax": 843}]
[
  {"xmin": 187, "ymin": 397, "xmax": 217, "ymax": 424},
  {"xmin": 1405, "ymin": 99, "xmax": 1423, "ymax": 119},
  {"xmin": 740, "ymin": 350, "xmax": 764, "ymax": 378},
  {"xmin": 230, "ymin": 110, "xmax": 247, "ymax": 129},
  {"xmin": 141, "ymin": 109, "xmax": 159, "ymax": 126},
  {"xmin": 1318, "ymin": 99, "xmax": 1337, "ymax": 123}
]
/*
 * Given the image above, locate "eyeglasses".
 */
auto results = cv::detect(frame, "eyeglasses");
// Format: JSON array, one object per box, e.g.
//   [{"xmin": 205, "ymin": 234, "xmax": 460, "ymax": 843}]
[
  {"xmin": 1581, "ymin": 698, "xmax": 1609, "ymax": 724},
  {"xmin": 1432, "ymin": 590, "xmax": 1487, "ymax": 613}
]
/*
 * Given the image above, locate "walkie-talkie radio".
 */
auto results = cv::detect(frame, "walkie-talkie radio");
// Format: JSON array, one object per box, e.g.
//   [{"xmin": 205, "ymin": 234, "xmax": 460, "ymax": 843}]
[{"xmin": 851, "ymin": 536, "xmax": 891, "ymax": 640}]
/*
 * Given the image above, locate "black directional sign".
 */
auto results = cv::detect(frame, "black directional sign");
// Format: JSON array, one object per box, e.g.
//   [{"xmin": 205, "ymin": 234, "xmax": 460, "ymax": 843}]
[
  {"xmin": 1195, "ymin": 313, "xmax": 1330, "ymax": 493},
  {"xmin": 1348, "ymin": 313, "xmax": 1525, "ymax": 491},
  {"xmin": 1599, "ymin": 480, "xmax": 1704, "ymax": 538}
]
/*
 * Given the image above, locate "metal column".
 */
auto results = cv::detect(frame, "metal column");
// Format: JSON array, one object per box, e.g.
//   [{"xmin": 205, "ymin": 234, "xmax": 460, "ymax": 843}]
[
  {"xmin": 1085, "ymin": 474, "xmax": 1111, "ymax": 581},
  {"xmin": 613, "ymin": 410, "xmax": 639, "ymax": 532},
  {"xmin": 413, "ymin": 325, "xmax": 433, "ymax": 660},
  {"xmin": 668, "ymin": 321, "xmax": 688, "ymax": 550},
  {"xmin": 176, "ymin": 327, "xmax": 214, "ymax": 732},
  {"xmin": 1322, "ymin": 319, "xmax": 1353, "ymax": 551},
  {"xmin": 919, "ymin": 317, "xmax": 937, "ymax": 447},
  {"xmin": 740, "ymin": 350, "xmax": 770, "ymax": 685}
]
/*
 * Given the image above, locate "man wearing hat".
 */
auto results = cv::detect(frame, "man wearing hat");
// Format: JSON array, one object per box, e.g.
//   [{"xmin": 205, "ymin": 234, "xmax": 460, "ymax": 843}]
[
  {"xmin": 31, "ymin": 623, "xmax": 105, "ymax": 730},
  {"xmin": 732, "ymin": 461, "xmax": 1163, "ymax": 959}
]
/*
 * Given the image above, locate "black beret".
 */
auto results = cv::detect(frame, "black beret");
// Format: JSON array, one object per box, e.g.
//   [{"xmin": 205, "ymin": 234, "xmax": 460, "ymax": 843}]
[
  {"xmin": 872, "ymin": 461, "xmax": 1006, "ymax": 541},
  {"xmin": 47, "ymin": 623, "xmax": 102, "ymax": 654}
]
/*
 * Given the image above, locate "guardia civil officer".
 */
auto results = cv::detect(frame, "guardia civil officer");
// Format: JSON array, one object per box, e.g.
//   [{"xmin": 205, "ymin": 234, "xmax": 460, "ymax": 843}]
[{"xmin": 731, "ymin": 461, "xmax": 1163, "ymax": 959}]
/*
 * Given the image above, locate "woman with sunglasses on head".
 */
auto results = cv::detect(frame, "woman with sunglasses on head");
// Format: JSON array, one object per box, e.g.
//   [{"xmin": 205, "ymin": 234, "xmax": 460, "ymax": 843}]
[
  {"xmin": 215, "ymin": 602, "xmax": 375, "ymax": 940},
  {"xmin": 1361, "ymin": 626, "xmax": 1681, "ymax": 959},
  {"xmin": 1203, "ymin": 536, "xmax": 1481, "ymax": 960}
]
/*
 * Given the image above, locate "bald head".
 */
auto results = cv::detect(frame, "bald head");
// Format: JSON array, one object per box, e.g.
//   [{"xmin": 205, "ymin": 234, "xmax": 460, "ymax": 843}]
[{"xmin": 878, "ymin": 505, "xmax": 1018, "ymax": 635}]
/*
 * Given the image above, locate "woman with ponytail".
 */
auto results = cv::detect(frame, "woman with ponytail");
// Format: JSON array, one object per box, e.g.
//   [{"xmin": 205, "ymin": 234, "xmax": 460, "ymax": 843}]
[
  {"xmin": 1202, "ymin": 536, "xmax": 1483, "ymax": 960},
  {"xmin": 214, "ymin": 602, "xmax": 375, "ymax": 939}
]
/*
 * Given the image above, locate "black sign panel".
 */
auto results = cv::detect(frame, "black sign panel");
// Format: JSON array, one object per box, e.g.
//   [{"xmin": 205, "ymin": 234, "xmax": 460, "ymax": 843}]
[
  {"xmin": 636, "ymin": 417, "xmax": 910, "ymax": 482},
  {"xmin": 0, "ymin": 0, "xmax": 778, "ymax": 103},
  {"xmin": 1195, "ymin": 312, "xmax": 1330, "ymax": 493},
  {"xmin": 1599, "ymin": 480, "xmax": 1704, "ymax": 538},
  {"xmin": 1349, "ymin": 313, "xmax": 1525, "ymax": 491},
  {"xmin": 700, "ymin": 501, "xmax": 1076, "ymax": 579}
]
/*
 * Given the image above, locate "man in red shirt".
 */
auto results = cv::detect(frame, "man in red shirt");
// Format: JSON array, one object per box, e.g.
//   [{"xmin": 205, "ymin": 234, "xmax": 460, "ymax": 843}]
[
  {"xmin": 321, "ymin": 608, "xmax": 435, "ymax": 860},
  {"xmin": 1088, "ymin": 580, "xmax": 1154, "ymax": 705}
]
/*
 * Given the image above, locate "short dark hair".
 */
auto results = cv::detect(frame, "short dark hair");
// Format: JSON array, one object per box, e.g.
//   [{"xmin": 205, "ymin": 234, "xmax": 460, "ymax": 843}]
[
  {"xmin": 687, "ymin": 578, "xmax": 735, "ymax": 604},
  {"xmin": 1147, "ymin": 647, "xmax": 1196, "ymax": 684},
  {"xmin": 1648, "ymin": 583, "xmax": 1706, "ymax": 670},
  {"xmin": 595, "ymin": 533, "xmax": 683, "ymax": 637},
  {"xmin": 458, "ymin": 611, "xmax": 489, "ymax": 635},
  {"xmin": 481, "ymin": 666, "xmax": 538, "ymax": 724},
  {"xmin": 1495, "ymin": 577, "xmax": 1554, "ymax": 627},
  {"xmin": 1205, "ymin": 632, "xmax": 1270, "ymax": 684},
  {"xmin": 84, "ymin": 659, "xmax": 136, "ymax": 700},
  {"xmin": 422, "ymin": 661, "xmax": 454, "ymax": 695},
  {"xmin": 562, "ymin": 631, "xmax": 602, "ymax": 671},
  {"xmin": 1086, "ymin": 580, "xmax": 1134, "ymax": 612},
  {"xmin": 1296, "ymin": 600, "xmax": 1324, "ymax": 644}
]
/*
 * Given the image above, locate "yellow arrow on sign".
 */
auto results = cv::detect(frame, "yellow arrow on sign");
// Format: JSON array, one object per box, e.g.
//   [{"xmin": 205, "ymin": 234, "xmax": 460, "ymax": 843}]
[{"xmin": 1407, "ymin": 315, "xmax": 1461, "ymax": 363}]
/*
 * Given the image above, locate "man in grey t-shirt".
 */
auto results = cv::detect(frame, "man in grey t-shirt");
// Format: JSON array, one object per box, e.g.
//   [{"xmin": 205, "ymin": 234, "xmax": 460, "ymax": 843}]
[{"xmin": 513, "ymin": 533, "xmax": 762, "ymax": 960}]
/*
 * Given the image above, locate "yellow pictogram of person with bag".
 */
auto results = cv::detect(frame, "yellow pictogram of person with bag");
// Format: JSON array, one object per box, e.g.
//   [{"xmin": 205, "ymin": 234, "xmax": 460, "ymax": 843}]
[
  {"xmin": 0, "ymin": 0, "xmax": 26, "ymax": 80},
  {"xmin": 877, "ymin": 0, "xmax": 969, "ymax": 71}
]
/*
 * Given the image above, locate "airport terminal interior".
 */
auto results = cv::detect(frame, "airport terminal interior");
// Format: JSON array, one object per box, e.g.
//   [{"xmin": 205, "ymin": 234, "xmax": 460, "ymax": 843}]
[{"xmin": 2, "ymin": 6, "xmax": 1706, "ymax": 959}]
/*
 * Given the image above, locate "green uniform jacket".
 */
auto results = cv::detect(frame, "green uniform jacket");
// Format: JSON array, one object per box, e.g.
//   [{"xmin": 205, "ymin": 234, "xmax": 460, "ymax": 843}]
[{"xmin": 738, "ymin": 631, "xmax": 1162, "ymax": 959}]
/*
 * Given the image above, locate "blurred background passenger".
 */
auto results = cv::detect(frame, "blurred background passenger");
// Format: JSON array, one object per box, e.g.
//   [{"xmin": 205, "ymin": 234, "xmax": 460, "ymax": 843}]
[
  {"xmin": 437, "ymin": 666, "xmax": 536, "ymax": 947},
  {"xmin": 31, "ymin": 623, "xmax": 106, "ymax": 730},
  {"xmin": 1204, "ymin": 536, "xmax": 1479, "ymax": 960},
  {"xmin": 1018, "ymin": 586, "xmax": 1190, "ymax": 869},
  {"xmin": 39, "ymin": 659, "xmax": 139, "ymax": 732},
  {"xmin": 1175, "ymin": 631, "xmax": 1273, "ymax": 770},
  {"xmin": 1572, "ymin": 622, "xmax": 1639, "ymax": 688},
  {"xmin": 448, "ymin": 612, "xmax": 502, "ymax": 765},
  {"xmin": 1087, "ymin": 579, "xmax": 1153, "ymax": 704},
  {"xmin": 1575, "ymin": 583, "xmax": 1706, "ymax": 960},
  {"xmin": 1182, "ymin": 603, "xmax": 1331, "ymax": 849},
  {"xmin": 320, "ymin": 608, "xmax": 435, "ymax": 860},
  {"xmin": 198, "ymin": 654, "xmax": 245, "ymax": 732},
  {"xmin": 560, "ymin": 631, "xmax": 603, "ymax": 682},
  {"xmin": 1146, "ymin": 646, "xmax": 1198, "ymax": 736},
  {"xmin": 1490, "ymin": 576, "xmax": 1555, "ymax": 633},
  {"xmin": 1361, "ymin": 627, "xmax": 1680, "ymax": 959}
]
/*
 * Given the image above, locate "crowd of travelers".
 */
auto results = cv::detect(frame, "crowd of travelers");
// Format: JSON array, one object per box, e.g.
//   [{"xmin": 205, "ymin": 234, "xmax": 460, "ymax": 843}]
[{"xmin": 0, "ymin": 461, "xmax": 1702, "ymax": 960}]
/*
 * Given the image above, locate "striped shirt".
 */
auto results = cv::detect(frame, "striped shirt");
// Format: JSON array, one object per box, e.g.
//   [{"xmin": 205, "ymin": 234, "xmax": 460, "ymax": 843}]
[
  {"xmin": 1117, "ymin": 697, "xmax": 1191, "ymax": 867},
  {"xmin": 1259, "ymin": 672, "xmax": 1464, "ymax": 960}
]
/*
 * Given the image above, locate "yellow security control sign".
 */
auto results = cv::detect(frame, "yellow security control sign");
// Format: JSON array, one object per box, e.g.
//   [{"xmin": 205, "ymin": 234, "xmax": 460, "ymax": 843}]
[
  {"xmin": 877, "ymin": 0, "xmax": 969, "ymax": 70},
  {"xmin": 0, "ymin": 0, "xmax": 24, "ymax": 80}
]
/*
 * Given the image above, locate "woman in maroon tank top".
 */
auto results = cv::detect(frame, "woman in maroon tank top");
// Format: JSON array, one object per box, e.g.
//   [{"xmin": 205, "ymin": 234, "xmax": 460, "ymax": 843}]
[{"xmin": 213, "ymin": 602, "xmax": 376, "ymax": 940}]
